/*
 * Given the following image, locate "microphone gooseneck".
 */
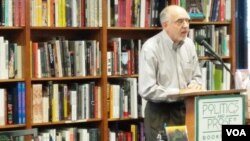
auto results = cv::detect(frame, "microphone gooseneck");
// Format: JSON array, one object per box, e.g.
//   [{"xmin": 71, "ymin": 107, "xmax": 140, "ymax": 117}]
[
  {"xmin": 195, "ymin": 35, "xmax": 234, "ymax": 81},
  {"xmin": 195, "ymin": 35, "xmax": 205, "ymax": 45}
]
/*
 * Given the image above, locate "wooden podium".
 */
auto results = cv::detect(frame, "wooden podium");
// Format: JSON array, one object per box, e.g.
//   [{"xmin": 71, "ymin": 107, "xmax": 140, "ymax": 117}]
[{"xmin": 168, "ymin": 89, "xmax": 246, "ymax": 141}]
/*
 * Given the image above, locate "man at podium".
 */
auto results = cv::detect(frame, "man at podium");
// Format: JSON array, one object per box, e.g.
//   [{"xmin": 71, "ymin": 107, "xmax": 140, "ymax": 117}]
[{"xmin": 139, "ymin": 5, "xmax": 203, "ymax": 141}]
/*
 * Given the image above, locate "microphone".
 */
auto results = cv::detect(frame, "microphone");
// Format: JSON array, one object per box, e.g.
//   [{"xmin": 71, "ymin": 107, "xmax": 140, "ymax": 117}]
[
  {"xmin": 195, "ymin": 35, "xmax": 232, "ymax": 76},
  {"xmin": 195, "ymin": 35, "xmax": 221, "ymax": 60}
]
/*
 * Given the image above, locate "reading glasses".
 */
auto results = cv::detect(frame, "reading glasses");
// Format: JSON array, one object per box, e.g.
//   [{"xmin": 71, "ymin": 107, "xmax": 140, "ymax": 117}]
[{"xmin": 174, "ymin": 18, "xmax": 190, "ymax": 26}]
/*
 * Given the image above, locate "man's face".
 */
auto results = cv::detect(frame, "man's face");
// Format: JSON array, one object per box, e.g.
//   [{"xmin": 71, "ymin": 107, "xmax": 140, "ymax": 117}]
[{"xmin": 163, "ymin": 9, "xmax": 190, "ymax": 43}]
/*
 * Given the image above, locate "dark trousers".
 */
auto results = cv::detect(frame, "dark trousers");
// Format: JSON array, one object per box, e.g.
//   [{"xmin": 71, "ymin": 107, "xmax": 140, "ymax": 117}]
[{"xmin": 144, "ymin": 101, "xmax": 186, "ymax": 141}]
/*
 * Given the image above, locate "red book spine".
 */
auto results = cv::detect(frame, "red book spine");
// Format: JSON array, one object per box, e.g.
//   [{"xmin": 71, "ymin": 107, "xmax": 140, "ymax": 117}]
[
  {"xmin": 50, "ymin": 0, "xmax": 55, "ymax": 27},
  {"xmin": 19, "ymin": 0, "xmax": 25, "ymax": 26},
  {"xmin": 219, "ymin": 0, "xmax": 225, "ymax": 22},
  {"xmin": 7, "ymin": 90, "xmax": 13, "ymax": 125},
  {"xmin": 145, "ymin": 0, "xmax": 150, "ymax": 27},
  {"xmin": 125, "ymin": 0, "xmax": 132, "ymax": 27},
  {"xmin": 13, "ymin": 0, "xmax": 20, "ymax": 26},
  {"xmin": 81, "ymin": 0, "xmax": 85, "ymax": 27},
  {"xmin": 32, "ymin": 42, "xmax": 39, "ymax": 78}
]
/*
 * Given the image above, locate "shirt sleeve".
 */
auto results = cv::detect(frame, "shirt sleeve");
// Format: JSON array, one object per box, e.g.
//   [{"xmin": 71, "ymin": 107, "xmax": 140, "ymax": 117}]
[{"xmin": 187, "ymin": 39, "xmax": 203, "ymax": 86}]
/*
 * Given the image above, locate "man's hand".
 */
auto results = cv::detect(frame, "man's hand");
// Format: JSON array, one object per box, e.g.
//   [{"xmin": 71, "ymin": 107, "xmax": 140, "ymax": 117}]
[
  {"xmin": 180, "ymin": 83, "xmax": 205, "ymax": 94},
  {"xmin": 187, "ymin": 83, "xmax": 203, "ymax": 90},
  {"xmin": 179, "ymin": 88, "xmax": 201, "ymax": 94}
]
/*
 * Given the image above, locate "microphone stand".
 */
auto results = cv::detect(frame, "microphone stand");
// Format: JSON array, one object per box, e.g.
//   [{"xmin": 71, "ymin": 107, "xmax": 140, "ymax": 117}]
[{"xmin": 205, "ymin": 50, "xmax": 231, "ymax": 73}]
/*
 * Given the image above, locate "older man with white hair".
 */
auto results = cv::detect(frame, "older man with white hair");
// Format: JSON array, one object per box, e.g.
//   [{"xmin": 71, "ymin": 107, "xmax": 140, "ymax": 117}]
[{"xmin": 139, "ymin": 5, "xmax": 203, "ymax": 141}]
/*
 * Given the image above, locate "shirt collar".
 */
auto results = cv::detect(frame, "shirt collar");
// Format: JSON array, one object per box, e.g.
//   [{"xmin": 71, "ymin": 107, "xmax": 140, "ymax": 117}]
[
  {"xmin": 161, "ymin": 30, "xmax": 184, "ymax": 50},
  {"xmin": 173, "ymin": 41, "xmax": 184, "ymax": 50}
]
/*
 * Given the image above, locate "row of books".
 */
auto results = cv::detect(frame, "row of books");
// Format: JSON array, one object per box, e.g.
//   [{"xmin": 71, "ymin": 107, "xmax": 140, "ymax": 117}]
[
  {"xmin": 0, "ymin": 0, "xmax": 25, "ymax": 26},
  {"xmin": 30, "ymin": 0, "xmax": 102, "ymax": 27},
  {"xmin": 0, "ymin": 82, "xmax": 26, "ymax": 125},
  {"xmin": 189, "ymin": 25, "xmax": 230, "ymax": 57},
  {"xmin": 109, "ymin": 122, "xmax": 145, "ymax": 141},
  {"xmin": 38, "ymin": 127, "xmax": 100, "ymax": 141},
  {"xmin": 32, "ymin": 37, "xmax": 101, "ymax": 78},
  {"xmin": 107, "ymin": 38, "xmax": 141, "ymax": 76},
  {"xmin": 108, "ymin": 78, "xmax": 146, "ymax": 119},
  {"xmin": 108, "ymin": 0, "xmax": 168, "ymax": 27},
  {"xmin": 204, "ymin": 0, "xmax": 231, "ymax": 22},
  {"xmin": 0, "ymin": 36, "xmax": 23, "ymax": 79},
  {"xmin": 176, "ymin": 0, "xmax": 231, "ymax": 22},
  {"xmin": 32, "ymin": 81, "xmax": 101, "ymax": 123}
]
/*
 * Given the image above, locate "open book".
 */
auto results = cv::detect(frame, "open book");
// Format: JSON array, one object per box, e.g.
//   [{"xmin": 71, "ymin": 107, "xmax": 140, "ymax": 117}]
[{"xmin": 165, "ymin": 125, "xmax": 188, "ymax": 141}]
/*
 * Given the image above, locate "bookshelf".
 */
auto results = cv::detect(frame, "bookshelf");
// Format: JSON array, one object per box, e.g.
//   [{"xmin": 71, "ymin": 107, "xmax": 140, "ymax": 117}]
[{"xmin": 0, "ymin": 0, "xmax": 236, "ymax": 141}]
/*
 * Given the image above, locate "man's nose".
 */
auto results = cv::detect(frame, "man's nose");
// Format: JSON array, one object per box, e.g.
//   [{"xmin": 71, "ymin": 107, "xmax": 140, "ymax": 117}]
[{"xmin": 183, "ymin": 20, "xmax": 189, "ymax": 27}]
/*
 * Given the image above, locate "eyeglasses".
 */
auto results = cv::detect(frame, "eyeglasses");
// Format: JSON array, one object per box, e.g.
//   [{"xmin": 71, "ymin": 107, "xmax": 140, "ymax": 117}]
[{"xmin": 174, "ymin": 18, "xmax": 190, "ymax": 26}]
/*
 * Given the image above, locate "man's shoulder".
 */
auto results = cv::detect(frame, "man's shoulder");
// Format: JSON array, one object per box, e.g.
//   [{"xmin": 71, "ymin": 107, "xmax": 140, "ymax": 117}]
[{"xmin": 143, "ymin": 32, "xmax": 163, "ymax": 45}]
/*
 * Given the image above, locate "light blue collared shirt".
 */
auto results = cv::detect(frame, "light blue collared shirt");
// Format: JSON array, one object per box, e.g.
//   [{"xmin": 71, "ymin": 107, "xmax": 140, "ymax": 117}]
[{"xmin": 139, "ymin": 30, "xmax": 202, "ymax": 102}]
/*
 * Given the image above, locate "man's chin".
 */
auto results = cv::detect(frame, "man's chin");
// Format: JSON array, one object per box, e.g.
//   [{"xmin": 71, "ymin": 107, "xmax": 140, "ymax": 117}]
[{"xmin": 179, "ymin": 36, "xmax": 186, "ymax": 41}]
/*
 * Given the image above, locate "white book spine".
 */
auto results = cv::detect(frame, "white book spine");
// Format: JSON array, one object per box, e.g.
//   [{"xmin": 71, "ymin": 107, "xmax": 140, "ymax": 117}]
[
  {"xmin": 79, "ymin": 40, "xmax": 86, "ymax": 76},
  {"xmin": 42, "ymin": 96, "xmax": 49, "ymax": 122},
  {"xmin": 107, "ymin": 51, "xmax": 112, "ymax": 76},
  {"xmin": 16, "ymin": 45, "xmax": 23, "ymax": 79},
  {"xmin": 140, "ymin": 0, "xmax": 146, "ymax": 27},
  {"xmin": 0, "ymin": 37, "xmax": 5, "ymax": 79},
  {"xmin": 130, "ymin": 78, "xmax": 138, "ymax": 118},
  {"xmin": 85, "ymin": 84, "xmax": 90, "ymax": 119},
  {"xmin": 0, "ymin": 89, "xmax": 6, "ymax": 125},
  {"xmin": 70, "ymin": 90, "xmax": 77, "ymax": 121}
]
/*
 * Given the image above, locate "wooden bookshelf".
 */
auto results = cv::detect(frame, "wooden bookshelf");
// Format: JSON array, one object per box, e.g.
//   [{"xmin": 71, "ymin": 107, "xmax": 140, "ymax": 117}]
[{"xmin": 0, "ymin": 0, "xmax": 237, "ymax": 141}]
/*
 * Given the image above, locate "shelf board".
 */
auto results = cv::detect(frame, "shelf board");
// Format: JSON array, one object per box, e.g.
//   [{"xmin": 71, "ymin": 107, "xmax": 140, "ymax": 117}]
[
  {"xmin": 190, "ymin": 21, "xmax": 231, "ymax": 25},
  {"xmin": 0, "ymin": 124, "xmax": 26, "ymax": 129},
  {"xmin": 107, "ymin": 21, "xmax": 231, "ymax": 30},
  {"xmin": 199, "ymin": 56, "xmax": 230, "ymax": 60},
  {"xmin": 108, "ymin": 117, "xmax": 144, "ymax": 122},
  {"xmin": 30, "ymin": 27, "xmax": 102, "ymax": 30},
  {"xmin": 0, "ymin": 26, "xmax": 24, "ymax": 30},
  {"xmin": 0, "ymin": 79, "xmax": 25, "ymax": 83},
  {"xmin": 31, "ymin": 76, "xmax": 102, "ymax": 81},
  {"xmin": 108, "ymin": 74, "xmax": 139, "ymax": 78},
  {"xmin": 32, "ymin": 118, "xmax": 102, "ymax": 126},
  {"xmin": 108, "ymin": 27, "xmax": 162, "ymax": 30}
]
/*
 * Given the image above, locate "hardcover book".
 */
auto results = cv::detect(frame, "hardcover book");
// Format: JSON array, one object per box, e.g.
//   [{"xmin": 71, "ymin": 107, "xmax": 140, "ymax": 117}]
[
  {"xmin": 165, "ymin": 125, "xmax": 188, "ymax": 141},
  {"xmin": 186, "ymin": 0, "xmax": 205, "ymax": 20}
]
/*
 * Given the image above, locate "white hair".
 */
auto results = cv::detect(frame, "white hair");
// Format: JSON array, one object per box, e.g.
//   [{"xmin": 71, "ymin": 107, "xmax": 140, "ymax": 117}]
[{"xmin": 160, "ymin": 5, "xmax": 188, "ymax": 24}]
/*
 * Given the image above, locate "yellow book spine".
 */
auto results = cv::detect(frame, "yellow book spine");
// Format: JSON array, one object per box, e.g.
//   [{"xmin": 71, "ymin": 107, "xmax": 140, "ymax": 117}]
[
  {"xmin": 130, "ymin": 124, "xmax": 137, "ymax": 141},
  {"xmin": 58, "ymin": 0, "xmax": 62, "ymax": 26},
  {"xmin": 63, "ymin": 86, "xmax": 68, "ymax": 119},
  {"xmin": 109, "ymin": 85, "xmax": 113, "ymax": 119},
  {"xmin": 47, "ymin": 0, "xmax": 51, "ymax": 26},
  {"xmin": 61, "ymin": 0, "xmax": 66, "ymax": 26},
  {"xmin": 52, "ymin": 95, "xmax": 56, "ymax": 122}
]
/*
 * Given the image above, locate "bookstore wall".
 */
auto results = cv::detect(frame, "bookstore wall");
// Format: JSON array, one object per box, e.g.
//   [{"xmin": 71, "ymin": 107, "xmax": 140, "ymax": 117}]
[{"xmin": 0, "ymin": 0, "xmax": 235, "ymax": 140}]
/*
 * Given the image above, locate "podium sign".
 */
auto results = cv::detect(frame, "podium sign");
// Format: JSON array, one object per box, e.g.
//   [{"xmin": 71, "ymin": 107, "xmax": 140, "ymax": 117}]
[{"xmin": 195, "ymin": 95, "xmax": 245, "ymax": 141}]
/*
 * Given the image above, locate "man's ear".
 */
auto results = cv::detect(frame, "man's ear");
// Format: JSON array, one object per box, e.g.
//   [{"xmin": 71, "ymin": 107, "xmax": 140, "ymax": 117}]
[{"xmin": 162, "ymin": 22, "xmax": 168, "ymax": 28}]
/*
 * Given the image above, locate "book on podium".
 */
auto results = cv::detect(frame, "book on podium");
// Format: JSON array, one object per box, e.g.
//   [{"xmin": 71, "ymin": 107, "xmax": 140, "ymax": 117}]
[{"xmin": 165, "ymin": 125, "xmax": 188, "ymax": 141}]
